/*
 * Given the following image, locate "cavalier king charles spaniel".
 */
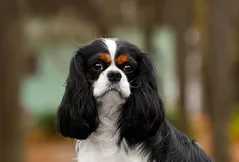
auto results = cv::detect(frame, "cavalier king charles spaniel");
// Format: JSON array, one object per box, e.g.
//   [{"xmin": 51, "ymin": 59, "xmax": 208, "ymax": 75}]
[{"xmin": 57, "ymin": 38, "xmax": 212, "ymax": 162}]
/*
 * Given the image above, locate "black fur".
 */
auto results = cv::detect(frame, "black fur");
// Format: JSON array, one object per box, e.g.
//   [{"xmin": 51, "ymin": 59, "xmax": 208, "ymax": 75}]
[
  {"xmin": 57, "ymin": 38, "xmax": 212, "ymax": 162},
  {"xmin": 118, "ymin": 53, "xmax": 165, "ymax": 144},
  {"xmin": 117, "ymin": 51, "xmax": 211, "ymax": 162},
  {"xmin": 57, "ymin": 49, "xmax": 99, "ymax": 139}
]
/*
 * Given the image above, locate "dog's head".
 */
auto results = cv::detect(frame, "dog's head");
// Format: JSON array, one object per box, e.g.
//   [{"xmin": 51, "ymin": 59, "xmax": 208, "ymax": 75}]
[{"xmin": 57, "ymin": 38, "xmax": 165, "ymax": 140}]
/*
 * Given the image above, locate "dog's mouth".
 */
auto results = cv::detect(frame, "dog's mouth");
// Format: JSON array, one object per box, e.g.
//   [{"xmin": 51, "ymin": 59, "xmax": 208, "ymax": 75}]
[{"xmin": 96, "ymin": 84, "xmax": 124, "ymax": 98}]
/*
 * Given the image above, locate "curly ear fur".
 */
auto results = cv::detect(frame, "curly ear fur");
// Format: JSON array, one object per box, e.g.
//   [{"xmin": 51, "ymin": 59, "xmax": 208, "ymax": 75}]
[
  {"xmin": 57, "ymin": 51, "xmax": 99, "ymax": 139},
  {"xmin": 118, "ymin": 53, "xmax": 165, "ymax": 145}
]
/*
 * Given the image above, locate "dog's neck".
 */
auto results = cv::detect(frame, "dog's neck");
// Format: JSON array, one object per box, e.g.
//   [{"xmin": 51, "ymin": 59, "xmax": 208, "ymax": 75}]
[
  {"xmin": 91, "ymin": 91, "xmax": 125, "ymax": 145},
  {"xmin": 97, "ymin": 91, "xmax": 125, "ymax": 119}
]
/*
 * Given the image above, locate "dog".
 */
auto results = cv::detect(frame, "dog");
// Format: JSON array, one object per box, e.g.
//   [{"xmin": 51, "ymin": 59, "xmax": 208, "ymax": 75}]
[{"xmin": 57, "ymin": 38, "xmax": 212, "ymax": 162}]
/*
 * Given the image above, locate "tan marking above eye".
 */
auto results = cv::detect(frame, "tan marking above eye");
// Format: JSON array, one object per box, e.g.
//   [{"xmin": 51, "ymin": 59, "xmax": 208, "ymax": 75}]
[
  {"xmin": 98, "ymin": 53, "xmax": 111, "ymax": 63},
  {"xmin": 116, "ymin": 55, "xmax": 129, "ymax": 65}
]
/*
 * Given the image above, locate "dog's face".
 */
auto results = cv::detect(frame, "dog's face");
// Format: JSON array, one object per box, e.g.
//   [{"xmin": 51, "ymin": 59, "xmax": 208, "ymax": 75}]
[
  {"xmin": 57, "ymin": 38, "xmax": 164, "ymax": 141},
  {"xmin": 83, "ymin": 38, "xmax": 139, "ymax": 99}
]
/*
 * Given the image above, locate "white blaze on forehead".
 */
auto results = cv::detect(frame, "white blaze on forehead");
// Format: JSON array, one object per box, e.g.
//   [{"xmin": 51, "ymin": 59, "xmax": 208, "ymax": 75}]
[
  {"xmin": 93, "ymin": 38, "xmax": 131, "ymax": 99},
  {"xmin": 103, "ymin": 38, "xmax": 117, "ymax": 64}
]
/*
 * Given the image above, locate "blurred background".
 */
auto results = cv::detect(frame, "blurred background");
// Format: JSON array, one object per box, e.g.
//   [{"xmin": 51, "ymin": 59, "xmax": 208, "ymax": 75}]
[{"xmin": 0, "ymin": 0, "xmax": 239, "ymax": 162}]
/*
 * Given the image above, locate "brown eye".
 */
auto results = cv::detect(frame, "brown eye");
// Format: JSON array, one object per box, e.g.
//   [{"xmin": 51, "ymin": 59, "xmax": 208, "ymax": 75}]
[
  {"xmin": 92, "ymin": 63, "xmax": 103, "ymax": 71},
  {"xmin": 123, "ymin": 64, "xmax": 134, "ymax": 73}
]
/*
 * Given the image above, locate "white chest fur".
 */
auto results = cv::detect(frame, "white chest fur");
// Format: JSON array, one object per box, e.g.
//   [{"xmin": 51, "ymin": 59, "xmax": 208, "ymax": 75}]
[{"xmin": 75, "ymin": 92, "xmax": 148, "ymax": 162}]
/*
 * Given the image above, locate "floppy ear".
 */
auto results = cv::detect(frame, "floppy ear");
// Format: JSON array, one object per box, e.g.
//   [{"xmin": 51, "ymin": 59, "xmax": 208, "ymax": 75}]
[
  {"xmin": 119, "ymin": 53, "xmax": 165, "ymax": 144},
  {"xmin": 57, "ymin": 50, "xmax": 99, "ymax": 139}
]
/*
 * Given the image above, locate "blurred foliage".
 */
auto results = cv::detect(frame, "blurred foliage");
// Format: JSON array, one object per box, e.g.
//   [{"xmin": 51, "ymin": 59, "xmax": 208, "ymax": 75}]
[
  {"xmin": 229, "ymin": 103, "xmax": 239, "ymax": 143},
  {"xmin": 166, "ymin": 110, "xmax": 181, "ymax": 130},
  {"xmin": 166, "ymin": 107, "xmax": 195, "ymax": 138},
  {"xmin": 35, "ymin": 110, "xmax": 57, "ymax": 136}
]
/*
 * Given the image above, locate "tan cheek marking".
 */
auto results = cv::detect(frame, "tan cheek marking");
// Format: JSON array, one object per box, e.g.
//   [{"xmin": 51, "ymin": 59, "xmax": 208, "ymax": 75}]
[
  {"xmin": 116, "ymin": 55, "xmax": 129, "ymax": 64},
  {"xmin": 98, "ymin": 53, "xmax": 111, "ymax": 63}
]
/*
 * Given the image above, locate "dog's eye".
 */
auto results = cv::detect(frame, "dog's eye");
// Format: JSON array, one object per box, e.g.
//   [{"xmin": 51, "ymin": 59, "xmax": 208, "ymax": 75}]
[
  {"xmin": 92, "ymin": 63, "xmax": 103, "ymax": 71},
  {"xmin": 123, "ymin": 64, "xmax": 134, "ymax": 73}
]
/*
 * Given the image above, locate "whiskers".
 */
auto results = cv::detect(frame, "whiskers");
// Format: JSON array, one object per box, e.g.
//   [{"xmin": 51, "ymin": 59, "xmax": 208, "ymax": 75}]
[
  {"xmin": 129, "ymin": 84, "xmax": 141, "ymax": 89},
  {"xmin": 129, "ymin": 76, "xmax": 140, "ymax": 83},
  {"xmin": 129, "ymin": 76, "xmax": 141, "ymax": 88}
]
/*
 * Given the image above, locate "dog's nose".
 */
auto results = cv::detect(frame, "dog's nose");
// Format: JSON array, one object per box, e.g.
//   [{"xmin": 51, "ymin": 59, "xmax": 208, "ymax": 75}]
[{"xmin": 107, "ymin": 71, "xmax": 122, "ymax": 82}]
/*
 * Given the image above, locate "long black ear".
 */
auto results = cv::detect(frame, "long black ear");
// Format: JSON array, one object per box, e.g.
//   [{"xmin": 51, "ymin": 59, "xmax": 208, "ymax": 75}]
[
  {"xmin": 119, "ymin": 53, "xmax": 165, "ymax": 144},
  {"xmin": 57, "ymin": 50, "xmax": 99, "ymax": 139}
]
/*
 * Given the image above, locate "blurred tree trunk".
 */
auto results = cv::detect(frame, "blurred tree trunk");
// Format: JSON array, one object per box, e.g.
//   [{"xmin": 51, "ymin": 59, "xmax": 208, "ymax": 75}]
[
  {"xmin": 197, "ymin": 0, "xmax": 212, "ymax": 115},
  {"xmin": 174, "ymin": 0, "xmax": 193, "ymax": 135},
  {"xmin": 235, "ymin": 23, "xmax": 239, "ymax": 101},
  {"xmin": 96, "ymin": 23, "xmax": 111, "ymax": 38},
  {"xmin": 0, "ymin": 0, "xmax": 23, "ymax": 162},
  {"xmin": 84, "ymin": 0, "xmax": 112, "ymax": 38},
  {"xmin": 201, "ymin": 41, "xmax": 212, "ymax": 116},
  {"xmin": 232, "ymin": 61, "xmax": 239, "ymax": 101},
  {"xmin": 137, "ymin": 0, "xmax": 158, "ymax": 53},
  {"xmin": 229, "ymin": 25, "xmax": 239, "ymax": 103},
  {"xmin": 206, "ymin": 0, "xmax": 231, "ymax": 161},
  {"xmin": 175, "ymin": 28, "xmax": 188, "ymax": 134},
  {"xmin": 144, "ymin": 26, "xmax": 154, "ymax": 53}
]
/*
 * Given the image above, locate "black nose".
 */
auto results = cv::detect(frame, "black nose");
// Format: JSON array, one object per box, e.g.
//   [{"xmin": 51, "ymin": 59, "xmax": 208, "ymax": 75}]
[{"xmin": 107, "ymin": 71, "xmax": 122, "ymax": 82}]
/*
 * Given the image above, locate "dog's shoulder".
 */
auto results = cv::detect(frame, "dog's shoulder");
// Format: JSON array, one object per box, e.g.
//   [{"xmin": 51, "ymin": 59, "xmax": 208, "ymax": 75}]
[{"xmin": 149, "ymin": 121, "xmax": 212, "ymax": 162}]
